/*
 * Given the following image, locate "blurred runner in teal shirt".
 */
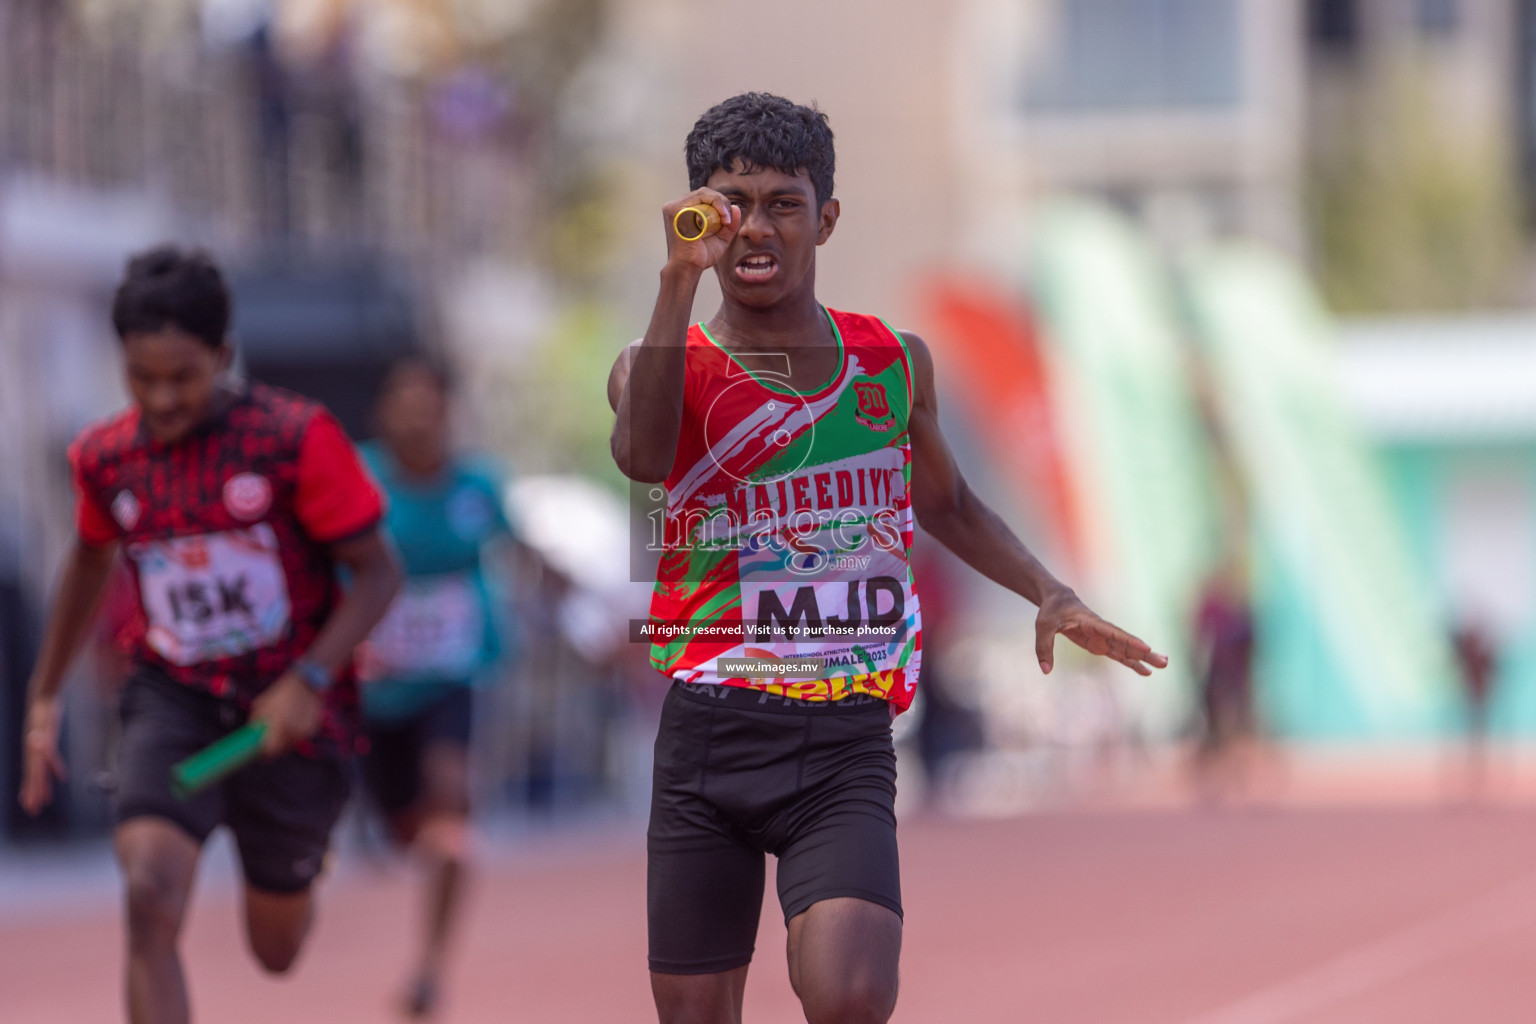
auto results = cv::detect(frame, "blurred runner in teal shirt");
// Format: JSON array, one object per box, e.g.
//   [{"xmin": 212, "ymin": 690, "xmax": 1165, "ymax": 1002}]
[{"xmin": 357, "ymin": 355, "xmax": 517, "ymax": 1018}]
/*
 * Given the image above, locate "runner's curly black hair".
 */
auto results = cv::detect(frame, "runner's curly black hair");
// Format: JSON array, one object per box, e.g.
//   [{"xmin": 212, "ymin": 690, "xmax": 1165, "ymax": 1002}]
[
  {"xmin": 111, "ymin": 245, "xmax": 231, "ymax": 350},
  {"xmin": 685, "ymin": 92, "xmax": 835, "ymax": 205},
  {"xmin": 376, "ymin": 352, "xmax": 455, "ymax": 401}
]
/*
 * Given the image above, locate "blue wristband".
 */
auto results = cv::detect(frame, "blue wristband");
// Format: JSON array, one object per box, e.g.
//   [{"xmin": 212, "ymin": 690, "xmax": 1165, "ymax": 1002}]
[{"xmin": 291, "ymin": 657, "xmax": 333, "ymax": 694}]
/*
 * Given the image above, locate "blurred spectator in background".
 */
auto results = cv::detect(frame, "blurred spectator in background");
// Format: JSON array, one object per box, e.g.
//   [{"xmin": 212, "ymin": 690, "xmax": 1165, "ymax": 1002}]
[
  {"xmin": 1450, "ymin": 619, "xmax": 1499, "ymax": 803},
  {"xmin": 355, "ymin": 356, "xmax": 522, "ymax": 1018},
  {"xmin": 1191, "ymin": 560, "xmax": 1260, "ymax": 804}
]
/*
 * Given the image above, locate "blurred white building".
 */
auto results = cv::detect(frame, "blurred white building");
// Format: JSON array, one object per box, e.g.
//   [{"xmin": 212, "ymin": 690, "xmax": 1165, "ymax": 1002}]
[
  {"xmin": 955, "ymin": 0, "xmax": 1307, "ymax": 264},
  {"xmin": 599, "ymin": 0, "xmax": 1536, "ymax": 317}
]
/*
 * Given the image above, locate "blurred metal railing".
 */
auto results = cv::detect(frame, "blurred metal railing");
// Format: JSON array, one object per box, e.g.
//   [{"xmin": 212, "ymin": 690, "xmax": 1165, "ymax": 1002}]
[{"xmin": 0, "ymin": 2, "xmax": 535, "ymax": 265}]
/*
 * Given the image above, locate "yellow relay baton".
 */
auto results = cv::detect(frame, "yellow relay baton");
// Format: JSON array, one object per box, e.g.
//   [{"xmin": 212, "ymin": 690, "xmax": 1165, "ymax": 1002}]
[{"xmin": 673, "ymin": 204, "xmax": 722, "ymax": 242}]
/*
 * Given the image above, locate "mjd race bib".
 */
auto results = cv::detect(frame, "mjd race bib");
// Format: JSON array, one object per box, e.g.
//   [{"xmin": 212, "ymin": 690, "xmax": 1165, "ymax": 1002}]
[
  {"xmin": 360, "ymin": 573, "xmax": 484, "ymax": 681},
  {"xmin": 133, "ymin": 524, "xmax": 292, "ymax": 665}
]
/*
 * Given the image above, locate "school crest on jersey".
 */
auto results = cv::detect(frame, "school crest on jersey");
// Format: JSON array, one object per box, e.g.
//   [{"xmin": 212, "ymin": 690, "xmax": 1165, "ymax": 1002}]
[
  {"xmin": 853, "ymin": 381, "xmax": 894, "ymax": 432},
  {"xmin": 223, "ymin": 473, "xmax": 272, "ymax": 521},
  {"xmin": 111, "ymin": 490, "xmax": 141, "ymax": 530}
]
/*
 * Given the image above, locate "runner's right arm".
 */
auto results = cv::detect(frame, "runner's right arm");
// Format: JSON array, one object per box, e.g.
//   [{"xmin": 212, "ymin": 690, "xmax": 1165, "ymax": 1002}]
[
  {"xmin": 608, "ymin": 189, "xmax": 739, "ymax": 483},
  {"xmin": 19, "ymin": 538, "xmax": 118, "ymax": 814},
  {"xmin": 20, "ymin": 437, "xmax": 129, "ymax": 813}
]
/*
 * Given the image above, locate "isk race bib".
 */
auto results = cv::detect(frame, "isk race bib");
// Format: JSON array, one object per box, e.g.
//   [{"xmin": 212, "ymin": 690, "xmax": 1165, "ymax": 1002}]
[
  {"xmin": 132, "ymin": 524, "xmax": 293, "ymax": 666},
  {"xmin": 358, "ymin": 572, "xmax": 485, "ymax": 682}
]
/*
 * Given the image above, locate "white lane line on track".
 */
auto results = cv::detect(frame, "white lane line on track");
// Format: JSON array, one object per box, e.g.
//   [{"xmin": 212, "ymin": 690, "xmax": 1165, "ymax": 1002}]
[{"xmin": 1181, "ymin": 869, "xmax": 1536, "ymax": 1024}]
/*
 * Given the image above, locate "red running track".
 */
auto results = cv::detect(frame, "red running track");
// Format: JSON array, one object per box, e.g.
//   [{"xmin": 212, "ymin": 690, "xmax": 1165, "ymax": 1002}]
[{"xmin": 5, "ymin": 805, "xmax": 1536, "ymax": 1023}]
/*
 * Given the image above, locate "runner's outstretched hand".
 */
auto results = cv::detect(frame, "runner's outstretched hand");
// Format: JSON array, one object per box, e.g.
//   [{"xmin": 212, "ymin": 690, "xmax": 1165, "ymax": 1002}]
[
  {"xmin": 18, "ymin": 697, "xmax": 67, "ymax": 815},
  {"xmin": 1034, "ymin": 587, "xmax": 1169, "ymax": 677}
]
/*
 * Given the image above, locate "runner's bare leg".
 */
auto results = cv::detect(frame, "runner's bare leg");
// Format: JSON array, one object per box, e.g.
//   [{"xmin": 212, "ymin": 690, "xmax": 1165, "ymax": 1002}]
[
  {"xmin": 409, "ymin": 741, "xmax": 473, "ymax": 1011},
  {"xmin": 787, "ymin": 897, "xmax": 900, "ymax": 1024},
  {"xmin": 115, "ymin": 818, "xmax": 201, "ymax": 1024},
  {"xmin": 651, "ymin": 965, "xmax": 749, "ymax": 1024},
  {"xmin": 243, "ymin": 884, "xmax": 315, "ymax": 973}
]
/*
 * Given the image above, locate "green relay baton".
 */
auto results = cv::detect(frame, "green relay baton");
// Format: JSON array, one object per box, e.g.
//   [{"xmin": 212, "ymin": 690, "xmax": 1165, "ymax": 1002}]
[{"xmin": 171, "ymin": 722, "xmax": 268, "ymax": 799}]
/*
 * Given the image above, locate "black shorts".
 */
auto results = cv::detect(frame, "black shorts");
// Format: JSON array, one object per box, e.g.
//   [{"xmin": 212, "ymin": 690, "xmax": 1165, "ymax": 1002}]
[
  {"xmin": 115, "ymin": 668, "xmax": 351, "ymax": 894},
  {"xmin": 361, "ymin": 685, "xmax": 473, "ymax": 817},
  {"xmin": 646, "ymin": 681, "xmax": 902, "ymax": 975}
]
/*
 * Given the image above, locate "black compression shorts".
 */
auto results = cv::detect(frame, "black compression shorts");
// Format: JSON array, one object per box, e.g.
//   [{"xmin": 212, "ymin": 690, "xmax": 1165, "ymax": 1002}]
[
  {"xmin": 114, "ymin": 667, "xmax": 351, "ymax": 894},
  {"xmin": 646, "ymin": 681, "xmax": 902, "ymax": 975},
  {"xmin": 361, "ymin": 684, "xmax": 474, "ymax": 816}
]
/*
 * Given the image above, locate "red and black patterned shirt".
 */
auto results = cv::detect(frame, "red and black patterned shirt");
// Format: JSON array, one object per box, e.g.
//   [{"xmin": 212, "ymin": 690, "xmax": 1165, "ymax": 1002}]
[{"xmin": 68, "ymin": 383, "xmax": 384, "ymax": 751}]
